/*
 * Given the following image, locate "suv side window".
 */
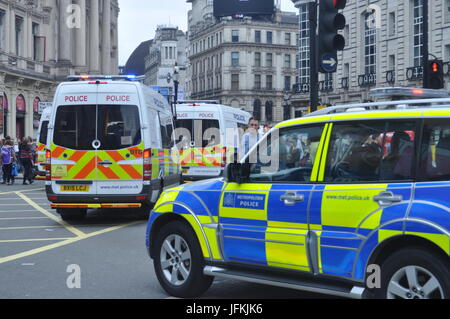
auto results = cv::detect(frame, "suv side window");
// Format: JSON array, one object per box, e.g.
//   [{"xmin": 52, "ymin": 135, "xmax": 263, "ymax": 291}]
[
  {"xmin": 324, "ymin": 120, "xmax": 417, "ymax": 183},
  {"xmin": 418, "ymin": 119, "xmax": 450, "ymax": 181},
  {"xmin": 246, "ymin": 124, "xmax": 325, "ymax": 183}
]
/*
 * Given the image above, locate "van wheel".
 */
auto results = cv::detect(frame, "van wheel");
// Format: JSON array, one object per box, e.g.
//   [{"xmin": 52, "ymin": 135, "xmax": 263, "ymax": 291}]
[
  {"xmin": 372, "ymin": 248, "xmax": 450, "ymax": 299},
  {"xmin": 57, "ymin": 209, "xmax": 87, "ymax": 221},
  {"xmin": 153, "ymin": 221, "xmax": 213, "ymax": 298}
]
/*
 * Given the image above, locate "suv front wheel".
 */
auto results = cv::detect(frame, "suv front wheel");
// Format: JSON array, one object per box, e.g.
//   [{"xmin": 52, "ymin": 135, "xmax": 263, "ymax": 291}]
[
  {"xmin": 373, "ymin": 248, "xmax": 450, "ymax": 299},
  {"xmin": 153, "ymin": 220, "xmax": 213, "ymax": 298}
]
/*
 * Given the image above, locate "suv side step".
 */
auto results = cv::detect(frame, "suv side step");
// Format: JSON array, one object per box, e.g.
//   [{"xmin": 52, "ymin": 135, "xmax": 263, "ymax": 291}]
[{"xmin": 204, "ymin": 266, "xmax": 365, "ymax": 299}]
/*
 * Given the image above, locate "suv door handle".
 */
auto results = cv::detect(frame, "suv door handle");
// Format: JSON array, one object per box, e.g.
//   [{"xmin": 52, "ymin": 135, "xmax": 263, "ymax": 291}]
[
  {"xmin": 280, "ymin": 192, "xmax": 305, "ymax": 206},
  {"xmin": 373, "ymin": 191, "xmax": 403, "ymax": 207}
]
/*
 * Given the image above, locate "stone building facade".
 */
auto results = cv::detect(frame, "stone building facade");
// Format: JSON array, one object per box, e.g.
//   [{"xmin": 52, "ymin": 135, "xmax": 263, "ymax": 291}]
[
  {"xmin": 186, "ymin": 0, "xmax": 299, "ymax": 125},
  {"xmin": 0, "ymin": 0, "xmax": 119, "ymax": 140},
  {"xmin": 290, "ymin": 0, "xmax": 450, "ymax": 116}
]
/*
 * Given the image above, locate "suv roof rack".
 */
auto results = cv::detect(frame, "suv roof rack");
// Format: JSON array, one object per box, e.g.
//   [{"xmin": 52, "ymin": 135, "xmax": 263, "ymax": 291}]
[
  {"xmin": 307, "ymin": 97, "xmax": 450, "ymax": 117},
  {"xmin": 67, "ymin": 75, "xmax": 145, "ymax": 82}
]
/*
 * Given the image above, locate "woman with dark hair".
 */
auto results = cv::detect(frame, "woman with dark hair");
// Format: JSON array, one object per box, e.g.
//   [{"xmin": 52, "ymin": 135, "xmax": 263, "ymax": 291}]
[{"xmin": 19, "ymin": 137, "xmax": 35, "ymax": 185}]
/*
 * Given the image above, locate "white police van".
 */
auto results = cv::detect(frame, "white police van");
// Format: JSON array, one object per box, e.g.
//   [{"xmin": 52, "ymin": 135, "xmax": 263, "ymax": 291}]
[
  {"xmin": 175, "ymin": 101, "xmax": 251, "ymax": 181},
  {"xmin": 45, "ymin": 75, "xmax": 181, "ymax": 220}
]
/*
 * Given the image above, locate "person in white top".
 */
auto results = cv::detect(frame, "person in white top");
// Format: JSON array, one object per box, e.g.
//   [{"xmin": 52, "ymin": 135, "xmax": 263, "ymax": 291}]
[{"xmin": 240, "ymin": 118, "xmax": 260, "ymax": 161}]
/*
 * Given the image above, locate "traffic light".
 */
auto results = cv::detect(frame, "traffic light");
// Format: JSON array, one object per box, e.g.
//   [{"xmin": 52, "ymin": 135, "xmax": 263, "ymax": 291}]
[
  {"xmin": 425, "ymin": 60, "xmax": 444, "ymax": 89},
  {"xmin": 318, "ymin": 0, "xmax": 347, "ymax": 73}
]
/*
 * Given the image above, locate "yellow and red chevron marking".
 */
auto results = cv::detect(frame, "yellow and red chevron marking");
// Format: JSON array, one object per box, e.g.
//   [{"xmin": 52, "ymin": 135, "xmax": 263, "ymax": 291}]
[
  {"xmin": 50, "ymin": 143, "xmax": 144, "ymax": 180},
  {"xmin": 179, "ymin": 145, "xmax": 235, "ymax": 167},
  {"xmin": 36, "ymin": 143, "xmax": 47, "ymax": 164}
]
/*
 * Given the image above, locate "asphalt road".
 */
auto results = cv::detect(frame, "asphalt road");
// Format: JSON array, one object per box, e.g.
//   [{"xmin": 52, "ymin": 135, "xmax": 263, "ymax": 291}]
[{"xmin": 0, "ymin": 180, "xmax": 330, "ymax": 299}]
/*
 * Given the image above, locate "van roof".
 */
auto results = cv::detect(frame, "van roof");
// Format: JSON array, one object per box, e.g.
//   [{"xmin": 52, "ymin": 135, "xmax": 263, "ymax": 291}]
[{"xmin": 176, "ymin": 103, "xmax": 250, "ymax": 114}]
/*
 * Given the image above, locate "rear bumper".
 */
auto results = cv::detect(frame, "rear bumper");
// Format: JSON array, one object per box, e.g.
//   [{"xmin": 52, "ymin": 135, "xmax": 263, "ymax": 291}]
[{"xmin": 46, "ymin": 182, "xmax": 156, "ymax": 206}]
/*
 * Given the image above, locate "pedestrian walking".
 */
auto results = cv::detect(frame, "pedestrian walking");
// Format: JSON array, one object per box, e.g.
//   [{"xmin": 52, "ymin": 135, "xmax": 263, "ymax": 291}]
[
  {"xmin": 19, "ymin": 137, "xmax": 35, "ymax": 185},
  {"xmin": 240, "ymin": 117, "xmax": 261, "ymax": 161},
  {"xmin": 0, "ymin": 139, "xmax": 17, "ymax": 185}
]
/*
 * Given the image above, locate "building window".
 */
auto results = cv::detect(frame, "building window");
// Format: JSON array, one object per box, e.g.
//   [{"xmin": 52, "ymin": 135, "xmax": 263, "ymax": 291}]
[
  {"xmin": 254, "ymin": 52, "xmax": 261, "ymax": 67},
  {"xmin": 265, "ymin": 101, "xmax": 273, "ymax": 122},
  {"xmin": 389, "ymin": 12, "xmax": 396, "ymax": 36},
  {"xmin": 284, "ymin": 76, "xmax": 291, "ymax": 91},
  {"xmin": 266, "ymin": 53, "xmax": 273, "ymax": 67},
  {"xmin": 231, "ymin": 74, "xmax": 239, "ymax": 90},
  {"xmin": 255, "ymin": 30, "xmax": 261, "ymax": 43},
  {"xmin": 254, "ymin": 74, "xmax": 261, "ymax": 89},
  {"xmin": 231, "ymin": 52, "xmax": 239, "ymax": 67},
  {"xmin": 266, "ymin": 75, "xmax": 273, "ymax": 90},
  {"xmin": 253, "ymin": 100, "xmax": 262, "ymax": 121},
  {"xmin": 364, "ymin": 11, "xmax": 377, "ymax": 76},
  {"xmin": 232, "ymin": 30, "xmax": 239, "ymax": 42},
  {"xmin": 266, "ymin": 31, "xmax": 273, "ymax": 44},
  {"xmin": 285, "ymin": 32, "xmax": 291, "ymax": 45},
  {"xmin": 413, "ymin": 0, "xmax": 423, "ymax": 67},
  {"xmin": 298, "ymin": 4, "xmax": 310, "ymax": 85},
  {"xmin": 284, "ymin": 54, "xmax": 291, "ymax": 68}
]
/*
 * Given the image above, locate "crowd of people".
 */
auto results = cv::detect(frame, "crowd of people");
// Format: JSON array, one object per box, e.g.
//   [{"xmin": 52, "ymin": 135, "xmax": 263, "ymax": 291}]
[{"xmin": 0, "ymin": 136, "xmax": 36, "ymax": 186}]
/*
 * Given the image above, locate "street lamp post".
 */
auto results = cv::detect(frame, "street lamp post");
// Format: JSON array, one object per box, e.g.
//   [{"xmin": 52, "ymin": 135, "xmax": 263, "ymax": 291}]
[{"xmin": 173, "ymin": 63, "xmax": 180, "ymax": 121}]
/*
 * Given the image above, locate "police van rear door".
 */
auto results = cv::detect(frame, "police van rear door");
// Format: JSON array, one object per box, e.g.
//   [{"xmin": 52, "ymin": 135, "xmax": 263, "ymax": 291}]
[{"xmin": 95, "ymin": 83, "xmax": 144, "ymax": 196}]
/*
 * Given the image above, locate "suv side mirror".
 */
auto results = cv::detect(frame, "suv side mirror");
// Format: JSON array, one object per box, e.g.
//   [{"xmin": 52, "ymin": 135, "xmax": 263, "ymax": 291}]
[{"xmin": 224, "ymin": 163, "xmax": 251, "ymax": 184}]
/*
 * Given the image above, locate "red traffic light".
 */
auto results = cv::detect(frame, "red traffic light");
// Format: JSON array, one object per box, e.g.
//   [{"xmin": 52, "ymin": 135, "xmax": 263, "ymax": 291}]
[
  {"xmin": 333, "ymin": 0, "xmax": 347, "ymax": 10},
  {"xmin": 431, "ymin": 62, "xmax": 440, "ymax": 73}
]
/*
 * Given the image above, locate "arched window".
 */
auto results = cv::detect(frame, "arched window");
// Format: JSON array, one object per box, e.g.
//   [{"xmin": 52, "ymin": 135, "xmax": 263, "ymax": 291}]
[
  {"xmin": 33, "ymin": 97, "xmax": 41, "ymax": 114},
  {"xmin": 253, "ymin": 99, "xmax": 261, "ymax": 121},
  {"xmin": 16, "ymin": 94, "xmax": 26, "ymax": 113},
  {"xmin": 265, "ymin": 101, "xmax": 273, "ymax": 122}
]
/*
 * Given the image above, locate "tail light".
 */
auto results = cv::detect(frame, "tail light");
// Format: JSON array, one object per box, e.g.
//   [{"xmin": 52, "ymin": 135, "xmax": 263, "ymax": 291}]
[
  {"xmin": 45, "ymin": 149, "xmax": 51, "ymax": 181},
  {"xmin": 143, "ymin": 149, "xmax": 152, "ymax": 181},
  {"xmin": 221, "ymin": 147, "xmax": 227, "ymax": 168}
]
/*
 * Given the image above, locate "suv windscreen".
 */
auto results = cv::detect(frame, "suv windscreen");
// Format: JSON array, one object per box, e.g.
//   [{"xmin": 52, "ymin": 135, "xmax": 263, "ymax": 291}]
[{"xmin": 54, "ymin": 105, "xmax": 141, "ymax": 150}]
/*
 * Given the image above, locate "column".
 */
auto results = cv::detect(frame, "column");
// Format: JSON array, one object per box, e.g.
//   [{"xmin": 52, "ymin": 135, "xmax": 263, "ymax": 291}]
[
  {"xmin": 45, "ymin": 0, "xmax": 57, "ymax": 62},
  {"xmin": 101, "ymin": 0, "xmax": 111, "ymax": 74},
  {"xmin": 26, "ymin": 14, "xmax": 33, "ymax": 59},
  {"xmin": 9, "ymin": 6, "xmax": 15, "ymax": 55},
  {"xmin": 89, "ymin": 0, "xmax": 100, "ymax": 73},
  {"xmin": 75, "ymin": 0, "xmax": 86, "ymax": 67},
  {"xmin": 59, "ymin": 0, "xmax": 71, "ymax": 61}
]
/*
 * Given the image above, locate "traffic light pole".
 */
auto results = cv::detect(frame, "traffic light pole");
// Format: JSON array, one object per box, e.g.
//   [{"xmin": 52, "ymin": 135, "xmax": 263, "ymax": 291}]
[
  {"xmin": 309, "ymin": 1, "xmax": 319, "ymax": 113},
  {"xmin": 422, "ymin": 0, "xmax": 429, "ymax": 89}
]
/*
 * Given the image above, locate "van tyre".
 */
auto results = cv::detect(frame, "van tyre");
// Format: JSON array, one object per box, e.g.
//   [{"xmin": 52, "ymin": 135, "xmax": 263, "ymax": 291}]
[
  {"xmin": 153, "ymin": 220, "xmax": 213, "ymax": 298},
  {"xmin": 57, "ymin": 208, "xmax": 87, "ymax": 221},
  {"xmin": 373, "ymin": 248, "xmax": 450, "ymax": 299}
]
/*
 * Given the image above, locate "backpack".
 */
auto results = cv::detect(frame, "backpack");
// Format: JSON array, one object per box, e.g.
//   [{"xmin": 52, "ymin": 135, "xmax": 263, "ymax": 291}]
[{"xmin": 1, "ymin": 146, "xmax": 13, "ymax": 165}]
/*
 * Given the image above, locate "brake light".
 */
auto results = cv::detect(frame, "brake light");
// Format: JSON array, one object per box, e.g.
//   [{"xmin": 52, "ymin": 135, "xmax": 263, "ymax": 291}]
[
  {"xmin": 221, "ymin": 147, "xmax": 227, "ymax": 168},
  {"xmin": 45, "ymin": 149, "xmax": 51, "ymax": 181},
  {"xmin": 143, "ymin": 149, "xmax": 152, "ymax": 181}
]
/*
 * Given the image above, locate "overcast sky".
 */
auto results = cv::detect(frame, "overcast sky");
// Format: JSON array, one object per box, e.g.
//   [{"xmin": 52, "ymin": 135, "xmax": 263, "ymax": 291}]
[{"xmin": 118, "ymin": 0, "xmax": 297, "ymax": 66}]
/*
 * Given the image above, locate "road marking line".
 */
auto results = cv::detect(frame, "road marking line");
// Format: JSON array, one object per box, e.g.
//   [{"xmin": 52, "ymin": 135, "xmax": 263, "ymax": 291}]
[
  {"xmin": 0, "ymin": 188, "xmax": 45, "ymax": 195},
  {"xmin": 0, "ymin": 225, "xmax": 69, "ymax": 230},
  {"xmin": 0, "ymin": 238, "xmax": 73, "ymax": 243},
  {"xmin": 0, "ymin": 210, "xmax": 40, "ymax": 213},
  {"xmin": 0, "ymin": 221, "xmax": 141, "ymax": 264},
  {"xmin": 0, "ymin": 217, "xmax": 49, "ymax": 221},
  {"xmin": 16, "ymin": 192, "xmax": 85, "ymax": 237}
]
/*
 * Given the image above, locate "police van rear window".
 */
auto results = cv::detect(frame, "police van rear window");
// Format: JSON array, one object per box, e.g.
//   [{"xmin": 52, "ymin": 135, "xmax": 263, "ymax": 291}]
[
  {"xmin": 54, "ymin": 105, "xmax": 141, "ymax": 150},
  {"xmin": 176, "ymin": 119, "xmax": 220, "ymax": 148},
  {"xmin": 39, "ymin": 121, "xmax": 49, "ymax": 145}
]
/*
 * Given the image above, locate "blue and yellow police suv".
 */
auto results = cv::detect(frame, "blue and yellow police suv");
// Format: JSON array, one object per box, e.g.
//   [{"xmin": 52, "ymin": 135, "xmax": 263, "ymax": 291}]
[{"xmin": 146, "ymin": 98, "xmax": 450, "ymax": 299}]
